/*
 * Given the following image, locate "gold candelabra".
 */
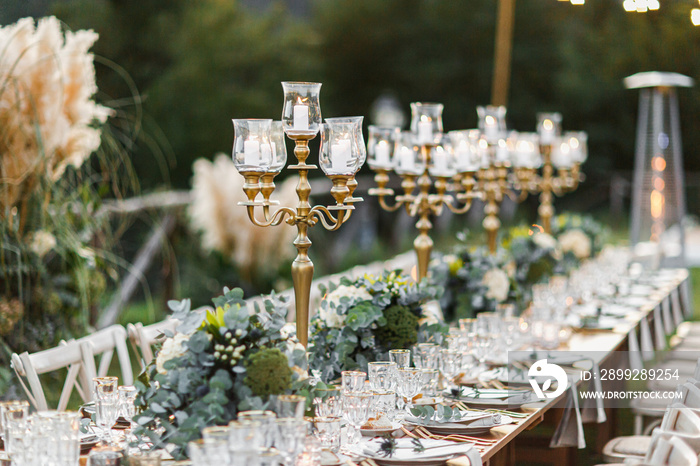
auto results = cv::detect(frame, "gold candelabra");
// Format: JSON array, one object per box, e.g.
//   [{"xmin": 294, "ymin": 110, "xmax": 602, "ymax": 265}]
[
  {"xmin": 368, "ymin": 104, "xmax": 481, "ymax": 280},
  {"xmin": 511, "ymin": 113, "xmax": 586, "ymax": 234},
  {"xmin": 233, "ymin": 83, "xmax": 365, "ymax": 346}
]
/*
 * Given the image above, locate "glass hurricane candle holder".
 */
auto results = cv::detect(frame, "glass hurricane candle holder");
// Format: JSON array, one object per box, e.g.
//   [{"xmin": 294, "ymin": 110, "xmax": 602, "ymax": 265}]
[
  {"xmin": 368, "ymin": 126, "xmax": 399, "ymax": 170},
  {"xmin": 477, "ymin": 105, "xmax": 507, "ymax": 144},
  {"xmin": 512, "ymin": 132, "xmax": 542, "ymax": 169},
  {"xmin": 564, "ymin": 131, "xmax": 588, "ymax": 164},
  {"xmin": 282, "ymin": 82, "xmax": 322, "ymax": 137},
  {"xmin": 428, "ymin": 140, "xmax": 456, "ymax": 178},
  {"xmin": 319, "ymin": 121, "xmax": 361, "ymax": 176},
  {"xmin": 393, "ymin": 132, "xmax": 424, "ymax": 176},
  {"xmin": 410, "ymin": 102, "xmax": 444, "ymax": 145},
  {"xmin": 551, "ymin": 137, "xmax": 574, "ymax": 169},
  {"xmin": 232, "ymin": 119, "xmax": 274, "ymax": 173},
  {"xmin": 449, "ymin": 129, "xmax": 483, "ymax": 173},
  {"xmin": 268, "ymin": 121, "xmax": 288, "ymax": 173},
  {"xmin": 536, "ymin": 112, "xmax": 562, "ymax": 145},
  {"xmin": 325, "ymin": 116, "xmax": 365, "ymax": 203}
]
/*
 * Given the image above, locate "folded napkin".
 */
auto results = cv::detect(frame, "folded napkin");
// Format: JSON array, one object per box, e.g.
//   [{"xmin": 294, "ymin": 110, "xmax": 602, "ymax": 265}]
[
  {"xmin": 653, "ymin": 306, "xmax": 666, "ymax": 351},
  {"xmin": 360, "ymin": 437, "xmax": 475, "ymax": 460},
  {"xmin": 447, "ymin": 450, "xmax": 483, "ymax": 466},
  {"xmin": 628, "ymin": 327, "xmax": 643, "ymax": 372},
  {"xmin": 671, "ymin": 288, "xmax": 683, "ymax": 327},
  {"xmin": 580, "ymin": 360, "xmax": 606, "ymax": 424},
  {"xmin": 640, "ymin": 316, "xmax": 655, "ymax": 361},
  {"xmin": 550, "ymin": 383, "xmax": 585, "ymax": 449},
  {"xmin": 661, "ymin": 296, "xmax": 673, "ymax": 335},
  {"xmin": 681, "ymin": 279, "xmax": 692, "ymax": 318}
]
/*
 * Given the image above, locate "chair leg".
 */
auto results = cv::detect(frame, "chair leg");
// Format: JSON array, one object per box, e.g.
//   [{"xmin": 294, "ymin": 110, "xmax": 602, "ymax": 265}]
[{"xmin": 634, "ymin": 414, "xmax": 644, "ymax": 436}]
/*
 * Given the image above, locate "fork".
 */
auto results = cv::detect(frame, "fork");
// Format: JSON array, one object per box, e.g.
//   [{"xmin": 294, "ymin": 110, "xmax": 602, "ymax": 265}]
[
  {"xmin": 453, "ymin": 401, "xmax": 529, "ymax": 418},
  {"xmin": 414, "ymin": 426, "xmax": 498, "ymax": 446}
]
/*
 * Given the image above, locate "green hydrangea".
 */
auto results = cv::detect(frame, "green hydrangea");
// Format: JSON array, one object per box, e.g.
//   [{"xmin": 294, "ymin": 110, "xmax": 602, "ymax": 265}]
[
  {"xmin": 243, "ymin": 348, "xmax": 292, "ymax": 397},
  {"xmin": 372, "ymin": 305, "xmax": 419, "ymax": 350}
]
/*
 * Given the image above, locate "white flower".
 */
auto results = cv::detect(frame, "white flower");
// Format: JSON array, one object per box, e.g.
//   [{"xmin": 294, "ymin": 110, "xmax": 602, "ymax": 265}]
[
  {"xmin": 558, "ymin": 229, "xmax": 592, "ymax": 259},
  {"xmin": 532, "ymin": 232, "xmax": 558, "ymax": 250},
  {"xmin": 482, "ymin": 268, "xmax": 510, "ymax": 302},
  {"xmin": 155, "ymin": 333, "xmax": 190, "ymax": 375},
  {"xmin": 28, "ymin": 230, "xmax": 56, "ymax": 257},
  {"xmin": 280, "ymin": 322, "xmax": 296, "ymax": 340},
  {"xmin": 318, "ymin": 285, "xmax": 373, "ymax": 328}
]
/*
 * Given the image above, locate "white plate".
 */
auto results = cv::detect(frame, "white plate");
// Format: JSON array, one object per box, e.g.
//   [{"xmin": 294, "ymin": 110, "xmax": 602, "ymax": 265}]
[{"xmin": 407, "ymin": 415, "xmax": 514, "ymax": 435}]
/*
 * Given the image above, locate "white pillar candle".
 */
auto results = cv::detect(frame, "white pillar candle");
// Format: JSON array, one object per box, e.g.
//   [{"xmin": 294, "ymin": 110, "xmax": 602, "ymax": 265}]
[
  {"xmin": 243, "ymin": 140, "xmax": 260, "ymax": 166},
  {"xmin": 484, "ymin": 115, "xmax": 498, "ymax": 141},
  {"xmin": 331, "ymin": 139, "xmax": 352, "ymax": 173},
  {"xmin": 374, "ymin": 140, "xmax": 391, "ymax": 167},
  {"xmin": 456, "ymin": 141, "xmax": 470, "ymax": 171},
  {"xmin": 496, "ymin": 139, "xmax": 509, "ymax": 163},
  {"xmin": 432, "ymin": 148, "xmax": 448, "ymax": 174},
  {"xmin": 260, "ymin": 143, "xmax": 272, "ymax": 166},
  {"xmin": 539, "ymin": 119, "xmax": 555, "ymax": 144},
  {"xmin": 293, "ymin": 104, "xmax": 309, "ymax": 131},
  {"xmin": 417, "ymin": 118, "xmax": 433, "ymax": 145},
  {"xmin": 400, "ymin": 147, "xmax": 415, "ymax": 171}
]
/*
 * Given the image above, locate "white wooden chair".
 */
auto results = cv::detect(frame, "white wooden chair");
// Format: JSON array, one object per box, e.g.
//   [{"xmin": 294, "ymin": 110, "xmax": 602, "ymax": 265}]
[
  {"xmin": 11, "ymin": 340, "xmax": 96, "ymax": 411},
  {"xmin": 127, "ymin": 319, "xmax": 178, "ymax": 368},
  {"xmin": 646, "ymin": 432, "xmax": 699, "ymax": 466},
  {"xmin": 66, "ymin": 324, "xmax": 134, "ymax": 386}
]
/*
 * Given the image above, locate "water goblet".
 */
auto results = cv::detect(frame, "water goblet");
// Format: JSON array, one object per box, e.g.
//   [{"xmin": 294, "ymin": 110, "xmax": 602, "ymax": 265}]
[
  {"xmin": 271, "ymin": 394, "xmax": 306, "ymax": 418},
  {"xmin": 95, "ymin": 398, "xmax": 119, "ymax": 446},
  {"xmin": 128, "ymin": 450, "xmax": 162, "ymax": 466},
  {"xmin": 55, "ymin": 412, "xmax": 81, "ymax": 466},
  {"xmin": 313, "ymin": 417, "xmax": 341, "ymax": 453},
  {"xmin": 389, "ymin": 349, "xmax": 411, "ymax": 368},
  {"xmin": 313, "ymin": 387, "xmax": 342, "ymax": 418},
  {"xmin": 342, "ymin": 392, "xmax": 372, "ymax": 445},
  {"xmin": 412, "ymin": 343, "xmax": 439, "ymax": 369},
  {"xmin": 368, "ymin": 361, "xmax": 398, "ymax": 392},
  {"xmin": 419, "ymin": 368, "xmax": 439, "ymax": 397},
  {"xmin": 439, "ymin": 349, "xmax": 463, "ymax": 392},
  {"xmin": 396, "ymin": 368, "xmax": 423, "ymax": 415},
  {"xmin": 341, "ymin": 371, "xmax": 366, "ymax": 394},
  {"xmin": 370, "ymin": 391, "xmax": 397, "ymax": 422},
  {"xmin": 237, "ymin": 410, "xmax": 276, "ymax": 449},
  {"xmin": 93, "ymin": 377, "xmax": 119, "ymax": 401},
  {"xmin": 274, "ymin": 418, "xmax": 308, "ymax": 466}
]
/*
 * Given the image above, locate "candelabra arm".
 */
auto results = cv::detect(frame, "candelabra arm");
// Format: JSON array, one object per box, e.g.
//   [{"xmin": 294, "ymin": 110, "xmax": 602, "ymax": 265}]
[
  {"xmin": 377, "ymin": 195, "xmax": 404, "ymax": 212},
  {"xmin": 243, "ymin": 205, "xmax": 296, "ymax": 227},
  {"xmin": 307, "ymin": 205, "xmax": 349, "ymax": 231}
]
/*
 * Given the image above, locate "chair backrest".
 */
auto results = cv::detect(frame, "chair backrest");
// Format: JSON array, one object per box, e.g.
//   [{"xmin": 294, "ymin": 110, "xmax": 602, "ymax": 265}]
[
  {"xmin": 11, "ymin": 340, "xmax": 96, "ymax": 411},
  {"xmin": 66, "ymin": 325, "xmax": 134, "ymax": 386},
  {"xmin": 646, "ymin": 431, "xmax": 699, "ymax": 466},
  {"xmin": 679, "ymin": 383, "xmax": 700, "ymax": 409},
  {"xmin": 660, "ymin": 404, "xmax": 700, "ymax": 436},
  {"xmin": 127, "ymin": 319, "xmax": 178, "ymax": 369}
]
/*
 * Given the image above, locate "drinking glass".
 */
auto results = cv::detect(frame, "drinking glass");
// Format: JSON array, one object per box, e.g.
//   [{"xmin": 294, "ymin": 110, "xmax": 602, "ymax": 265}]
[
  {"xmin": 128, "ymin": 450, "xmax": 161, "ymax": 466},
  {"xmin": 412, "ymin": 343, "xmax": 439, "ymax": 369},
  {"xmin": 313, "ymin": 417, "xmax": 341, "ymax": 453},
  {"xmin": 2, "ymin": 400, "xmax": 29, "ymax": 458},
  {"xmin": 368, "ymin": 362, "xmax": 398, "ymax": 392},
  {"xmin": 94, "ymin": 377, "xmax": 119, "ymax": 445},
  {"xmin": 274, "ymin": 418, "xmax": 308, "ymax": 466},
  {"xmin": 342, "ymin": 392, "xmax": 372, "ymax": 445},
  {"xmin": 439, "ymin": 349, "xmax": 463, "ymax": 392},
  {"xmin": 118, "ymin": 386, "xmax": 138, "ymax": 428},
  {"xmin": 55, "ymin": 412, "xmax": 81, "ymax": 466},
  {"xmin": 202, "ymin": 425, "xmax": 230, "ymax": 443},
  {"xmin": 271, "ymin": 394, "xmax": 306, "ymax": 418},
  {"xmin": 203, "ymin": 438, "xmax": 231, "ymax": 465},
  {"xmin": 396, "ymin": 368, "xmax": 423, "ymax": 414},
  {"xmin": 237, "ymin": 410, "xmax": 276, "ymax": 449},
  {"xmin": 31, "ymin": 411, "xmax": 59, "ymax": 465},
  {"xmin": 313, "ymin": 387, "xmax": 342, "ymax": 418},
  {"xmin": 228, "ymin": 420, "xmax": 261, "ymax": 451},
  {"xmin": 188, "ymin": 440, "xmax": 209, "ymax": 465},
  {"xmin": 341, "ymin": 371, "xmax": 366, "ymax": 394},
  {"xmin": 87, "ymin": 445, "xmax": 123, "ymax": 465},
  {"xmin": 371, "ymin": 391, "xmax": 397, "ymax": 421},
  {"xmin": 389, "ymin": 349, "xmax": 411, "ymax": 368},
  {"xmin": 419, "ymin": 368, "xmax": 440, "ymax": 397}
]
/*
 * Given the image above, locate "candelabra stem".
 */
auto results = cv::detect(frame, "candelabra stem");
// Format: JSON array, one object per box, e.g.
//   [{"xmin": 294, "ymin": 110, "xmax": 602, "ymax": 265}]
[
  {"xmin": 291, "ymin": 138, "xmax": 314, "ymax": 347},
  {"xmin": 414, "ymin": 160, "xmax": 434, "ymax": 281},
  {"xmin": 484, "ymin": 200, "xmax": 501, "ymax": 254},
  {"xmin": 538, "ymin": 146, "xmax": 554, "ymax": 234},
  {"xmin": 414, "ymin": 228, "xmax": 433, "ymax": 282}
]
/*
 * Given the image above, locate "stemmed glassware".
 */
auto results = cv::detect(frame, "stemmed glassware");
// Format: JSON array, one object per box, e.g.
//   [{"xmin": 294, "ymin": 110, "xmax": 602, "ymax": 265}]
[
  {"xmin": 342, "ymin": 392, "xmax": 372, "ymax": 445},
  {"xmin": 439, "ymin": 349, "xmax": 463, "ymax": 393},
  {"xmin": 341, "ymin": 371, "xmax": 366, "ymax": 394},
  {"xmin": 275, "ymin": 418, "xmax": 309, "ymax": 466},
  {"xmin": 396, "ymin": 368, "xmax": 423, "ymax": 415},
  {"xmin": 313, "ymin": 387, "xmax": 342, "ymax": 418},
  {"xmin": 93, "ymin": 376, "xmax": 119, "ymax": 445},
  {"xmin": 388, "ymin": 349, "xmax": 411, "ymax": 368}
]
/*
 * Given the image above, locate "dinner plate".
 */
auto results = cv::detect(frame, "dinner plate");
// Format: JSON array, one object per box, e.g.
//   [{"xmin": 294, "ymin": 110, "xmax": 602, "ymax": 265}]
[
  {"xmin": 361, "ymin": 422, "xmax": 403, "ymax": 437},
  {"xmin": 368, "ymin": 454, "xmax": 461, "ymax": 466},
  {"xmin": 407, "ymin": 415, "xmax": 514, "ymax": 436},
  {"xmin": 413, "ymin": 396, "xmax": 442, "ymax": 406},
  {"xmin": 451, "ymin": 392, "xmax": 537, "ymax": 409},
  {"xmin": 80, "ymin": 434, "xmax": 100, "ymax": 454}
]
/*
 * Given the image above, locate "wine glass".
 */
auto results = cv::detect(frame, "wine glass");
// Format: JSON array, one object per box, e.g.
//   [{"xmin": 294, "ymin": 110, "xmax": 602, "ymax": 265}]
[
  {"xmin": 396, "ymin": 368, "xmax": 423, "ymax": 415},
  {"xmin": 368, "ymin": 362, "xmax": 398, "ymax": 392},
  {"xmin": 341, "ymin": 371, "xmax": 366, "ymax": 394},
  {"xmin": 342, "ymin": 392, "xmax": 372, "ymax": 445},
  {"xmin": 389, "ymin": 349, "xmax": 411, "ymax": 368},
  {"xmin": 313, "ymin": 387, "xmax": 342, "ymax": 418}
]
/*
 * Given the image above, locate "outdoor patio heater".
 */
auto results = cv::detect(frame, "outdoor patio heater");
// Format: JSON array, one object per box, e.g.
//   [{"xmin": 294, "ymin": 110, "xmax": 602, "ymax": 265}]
[{"xmin": 624, "ymin": 72, "xmax": 694, "ymax": 267}]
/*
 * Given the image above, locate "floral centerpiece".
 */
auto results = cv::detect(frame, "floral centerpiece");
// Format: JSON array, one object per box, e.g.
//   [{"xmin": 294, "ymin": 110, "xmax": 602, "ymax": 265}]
[
  {"xmin": 552, "ymin": 213, "xmax": 608, "ymax": 265},
  {"xmin": 133, "ymin": 288, "xmax": 307, "ymax": 459},
  {"xmin": 503, "ymin": 225, "xmax": 563, "ymax": 287},
  {"xmin": 307, "ymin": 271, "xmax": 446, "ymax": 382},
  {"xmin": 430, "ymin": 243, "xmax": 520, "ymax": 322}
]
